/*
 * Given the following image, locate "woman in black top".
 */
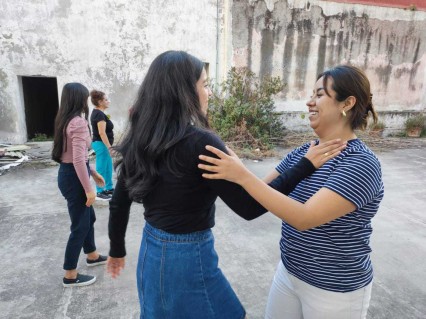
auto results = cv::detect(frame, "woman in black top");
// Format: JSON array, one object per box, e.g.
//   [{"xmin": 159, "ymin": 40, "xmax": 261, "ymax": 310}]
[
  {"xmin": 90, "ymin": 90, "xmax": 115, "ymax": 200},
  {"xmin": 107, "ymin": 50, "xmax": 344, "ymax": 319}
]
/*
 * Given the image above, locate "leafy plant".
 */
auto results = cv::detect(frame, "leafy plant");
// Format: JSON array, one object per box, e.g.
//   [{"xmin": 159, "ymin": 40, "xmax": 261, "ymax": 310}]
[
  {"xmin": 30, "ymin": 133, "xmax": 52, "ymax": 142},
  {"xmin": 208, "ymin": 67, "xmax": 285, "ymax": 151},
  {"xmin": 369, "ymin": 121, "xmax": 385, "ymax": 131},
  {"xmin": 405, "ymin": 114, "xmax": 425, "ymax": 130}
]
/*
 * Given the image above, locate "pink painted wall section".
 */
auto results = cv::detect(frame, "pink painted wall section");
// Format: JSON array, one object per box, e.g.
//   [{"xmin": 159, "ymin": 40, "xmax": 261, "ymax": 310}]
[{"xmin": 324, "ymin": 0, "xmax": 426, "ymax": 11}]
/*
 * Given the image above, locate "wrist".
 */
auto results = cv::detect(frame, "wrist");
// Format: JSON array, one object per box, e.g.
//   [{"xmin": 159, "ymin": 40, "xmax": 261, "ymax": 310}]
[
  {"xmin": 239, "ymin": 170, "xmax": 255, "ymax": 188},
  {"xmin": 300, "ymin": 156, "xmax": 316, "ymax": 172}
]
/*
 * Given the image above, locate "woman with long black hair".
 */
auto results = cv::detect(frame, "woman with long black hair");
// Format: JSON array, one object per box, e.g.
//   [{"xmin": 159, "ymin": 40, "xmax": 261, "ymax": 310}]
[
  {"xmin": 107, "ymin": 51, "xmax": 345, "ymax": 318},
  {"xmin": 52, "ymin": 83, "xmax": 108, "ymax": 287}
]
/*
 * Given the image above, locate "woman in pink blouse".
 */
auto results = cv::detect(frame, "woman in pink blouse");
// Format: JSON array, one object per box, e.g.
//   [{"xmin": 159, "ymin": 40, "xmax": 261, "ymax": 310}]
[{"xmin": 52, "ymin": 83, "xmax": 108, "ymax": 287}]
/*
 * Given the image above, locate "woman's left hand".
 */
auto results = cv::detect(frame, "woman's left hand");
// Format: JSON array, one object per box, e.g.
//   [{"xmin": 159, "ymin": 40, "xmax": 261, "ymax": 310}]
[
  {"xmin": 107, "ymin": 256, "xmax": 125, "ymax": 279},
  {"xmin": 92, "ymin": 172, "xmax": 105, "ymax": 188},
  {"xmin": 198, "ymin": 145, "xmax": 251, "ymax": 185},
  {"xmin": 305, "ymin": 139, "xmax": 347, "ymax": 168}
]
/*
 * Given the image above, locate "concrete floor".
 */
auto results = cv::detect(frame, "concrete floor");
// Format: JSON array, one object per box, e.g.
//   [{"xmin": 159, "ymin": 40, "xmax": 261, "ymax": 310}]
[{"xmin": 0, "ymin": 145, "xmax": 425, "ymax": 319}]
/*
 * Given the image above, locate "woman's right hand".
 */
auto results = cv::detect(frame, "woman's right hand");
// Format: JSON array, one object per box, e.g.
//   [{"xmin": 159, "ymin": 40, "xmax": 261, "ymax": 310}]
[
  {"xmin": 92, "ymin": 171, "xmax": 106, "ymax": 188},
  {"xmin": 304, "ymin": 139, "xmax": 347, "ymax": 168},
  {"xmin": 198, "ymin": 145, "xmax": 252, "ymax": 185},
  {"xmin": 108, "ymin": 147, "xmax": 116, "ymax": 157},
  {"xmin": 85, "ymin": 191, "xmax": 96, "ymax": 207}
]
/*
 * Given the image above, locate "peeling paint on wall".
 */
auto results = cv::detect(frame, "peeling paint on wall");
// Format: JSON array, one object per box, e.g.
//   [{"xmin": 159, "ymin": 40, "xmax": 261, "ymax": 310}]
[
  {"xmin": 0, "ymin": 0, "xmax": 219, "ymax": 143},
  {"xmin": 232, "ymin": 0, "xmax": 426, "ymax": 116},
  {"xmin": 0, "ymin": 69, "xmax": 17, "ymax": 136},
  {"xmin": 3, "ymin": 0, "xmax": 425, "ymax": 141}
]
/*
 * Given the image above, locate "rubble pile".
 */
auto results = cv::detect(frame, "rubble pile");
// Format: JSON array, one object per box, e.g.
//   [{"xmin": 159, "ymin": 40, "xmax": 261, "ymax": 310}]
[
  {"xmin": 0, "ymin": 142, "xmax": 55, "ymax": 175},
  {"xmin": 0, "ymin": 144, "xmax": 30, "ymax": 174}
]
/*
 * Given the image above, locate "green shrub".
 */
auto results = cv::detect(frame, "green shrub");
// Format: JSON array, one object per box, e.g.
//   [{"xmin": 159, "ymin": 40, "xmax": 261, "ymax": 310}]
[
  {"xmin": 208, "ymin": 67, "xmax": 285, "ymax": 150},
  {"xmin": 369, "ymin": 121, "xmax": 385, "ymax": 130},
  {"xmin": 404, "ymin": 114, "xmax": 425, "ymax": 130},
  {"xmin": 30, "ymin": 133, "xmax": 52, "ymax": 142}
]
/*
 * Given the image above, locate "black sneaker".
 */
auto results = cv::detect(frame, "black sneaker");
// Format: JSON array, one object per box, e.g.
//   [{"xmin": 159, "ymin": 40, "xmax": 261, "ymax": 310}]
[
  {"xmin": 96, "ymin": 191, "xmax": 111, "ymax": 201},
  {"xmin": 105, "ymin": 189, "xmax": 114, "ymax": 195},
  {"xmin": 63, "ymin": 273, "xmax": 96, "ymax": 287},
  {"xmin": 86, "ymin": 254, "xmax": 107, "ymax": 267}
]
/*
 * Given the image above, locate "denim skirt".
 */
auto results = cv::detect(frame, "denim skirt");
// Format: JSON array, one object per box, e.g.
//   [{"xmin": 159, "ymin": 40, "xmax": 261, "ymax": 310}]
[{"xmin": 137, "ymin": 223, "xmax": 246, "ymax": 319}]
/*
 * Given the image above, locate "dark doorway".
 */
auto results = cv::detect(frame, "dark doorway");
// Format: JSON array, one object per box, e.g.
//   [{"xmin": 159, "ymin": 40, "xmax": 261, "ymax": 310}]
[{"xmin": 21, "ymin": 76, "xmax": 59, "ymax": 140}]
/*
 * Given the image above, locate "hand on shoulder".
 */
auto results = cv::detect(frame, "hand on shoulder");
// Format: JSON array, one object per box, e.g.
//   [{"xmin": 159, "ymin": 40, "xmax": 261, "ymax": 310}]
[{"xmin": 304, "ymin": 139, "xmax": 347, "ymax": 169}]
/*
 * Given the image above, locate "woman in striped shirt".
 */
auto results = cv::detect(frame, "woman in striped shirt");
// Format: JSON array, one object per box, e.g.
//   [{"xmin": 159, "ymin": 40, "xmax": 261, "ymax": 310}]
[{"xmin": 199, "ymin": 65, "xmax": 384, "ymax": 319}]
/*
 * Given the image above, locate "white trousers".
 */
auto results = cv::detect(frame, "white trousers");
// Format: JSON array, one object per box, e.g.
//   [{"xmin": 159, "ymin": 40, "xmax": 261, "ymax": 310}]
[{"xmin": 265, "ymin": 261, "xmax": 372, "ymax": 319}]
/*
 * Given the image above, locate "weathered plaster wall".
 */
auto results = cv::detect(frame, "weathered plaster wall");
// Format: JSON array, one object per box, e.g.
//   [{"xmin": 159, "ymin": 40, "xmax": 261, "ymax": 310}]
[
  {"xmin": 3, "ymin": 0, "xmax": 425, "ymax": 141},
  {"xmin": 232, "ymin": 0, "xmax": 426, "ymax": 131},
  {"xmin": 0, "ymin": 0, "xmax": 219, "ymax": 143}
]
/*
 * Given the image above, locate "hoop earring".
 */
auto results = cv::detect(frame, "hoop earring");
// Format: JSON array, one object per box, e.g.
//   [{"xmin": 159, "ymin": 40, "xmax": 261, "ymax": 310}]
[{"xmin": 342, "ymin": 110, "xmax": 347, "ymax": 117}]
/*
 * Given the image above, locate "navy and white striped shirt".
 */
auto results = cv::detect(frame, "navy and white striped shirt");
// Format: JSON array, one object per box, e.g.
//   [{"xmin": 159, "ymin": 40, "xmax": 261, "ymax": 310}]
[{"xmin": 276, "ymin": 139, "xmax": 384, "ymax": 292}]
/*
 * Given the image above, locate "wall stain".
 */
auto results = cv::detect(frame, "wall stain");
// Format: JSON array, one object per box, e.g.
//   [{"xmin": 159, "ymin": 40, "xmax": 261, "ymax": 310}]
[
  {"xmin": 260, "ymin": 28, "xmax": 274, "ymax": 78},
  {"xmin": 247, "ymin": 6, "xmax": 254, "ymax": 71},
  {"xmin": 316, "ymin": 35, "xmax": 327, "ymax": 76},
  {"xmin": 259, "ymin": 9, "xmax": 276, "ymax": 78},
  {"xmin": 294, "ymin": 24, "xmax": 311, "ymax": 91},
  {"xmin": 241, "ymin": 1, "xmax": 426, "ymax": 105},
  {"xmin": 327, "ymin": 30, "xmax": 336, "ymax": 68},
  {"xmin": 0, "ymin": 69, "xmax": 15, "ymax": 132},
  {"xmin": 409, "ymin": 39, "xmax": 421, "ymax": 90},
  {"xmin": 282, "ymin": 22, "xmax": 294, "ymax": 97}
]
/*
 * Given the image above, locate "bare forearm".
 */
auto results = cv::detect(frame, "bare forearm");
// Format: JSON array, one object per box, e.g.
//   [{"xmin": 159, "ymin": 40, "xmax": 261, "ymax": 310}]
[
  {"xmin": 198, "ymin": 144, "xmax": 356, "ymax": 231},
  {"xmin": 99, "ymin": 133, "xmax": 111, "ymax": 149},
  {"xmin": 262, "ymin": 169, "xmax": 279, "ymax": 183}
]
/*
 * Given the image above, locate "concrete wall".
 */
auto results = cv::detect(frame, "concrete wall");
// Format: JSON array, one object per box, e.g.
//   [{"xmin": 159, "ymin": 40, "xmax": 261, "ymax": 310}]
[
  {"xmin": 0, "ymin": 0, "xmax": 220, "ymax": 143},
  {"xmin": 3, "ymin": 0, "xmax": 426, "ymax": 142},
  {"xmin": 231, "ymin": 0, "xmax": 426, "ymax": 131}
]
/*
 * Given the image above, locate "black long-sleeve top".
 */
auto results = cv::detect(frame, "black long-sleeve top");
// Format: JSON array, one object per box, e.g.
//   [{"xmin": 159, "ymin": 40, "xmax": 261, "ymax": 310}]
[{"xmin": 109, "ymin": 126, "xmax": 315, "ymax": 258}]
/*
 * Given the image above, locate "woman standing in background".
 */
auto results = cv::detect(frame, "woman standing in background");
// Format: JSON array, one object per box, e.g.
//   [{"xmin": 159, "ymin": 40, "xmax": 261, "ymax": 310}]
[
  {"xmin": 90, "ymin": 90, "xmax": 115, "ymax": 200},
  {"xmin": 52, "ymin": 83, "xmax": 107, "ymax": 287}
]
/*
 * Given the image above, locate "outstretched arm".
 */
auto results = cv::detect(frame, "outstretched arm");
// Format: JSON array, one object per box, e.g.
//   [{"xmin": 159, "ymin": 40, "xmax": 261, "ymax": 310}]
[
  {"xmin": 197, "ymin": 136, "xmax": 345, "ymax": 221},
  {"xmin": 262, "ymin": 139, "xmax": 346, "ymax": 183},
  {"xmin": 109, "ymin": 174, "xmax": 132, "ymax": 258},
  {"xmin": 199, "ymin": 145, "xmax": 356, "ymax": 231},
  {"xmin": 266, "ymin": 139, "xmax": 346, "ymax": 194}
]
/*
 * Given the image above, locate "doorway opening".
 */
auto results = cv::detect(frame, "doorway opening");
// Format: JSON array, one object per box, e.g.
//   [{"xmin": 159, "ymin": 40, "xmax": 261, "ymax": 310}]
[{"xmin": 20, "ymin": 76, "xmax": 59, "ymax": 140}]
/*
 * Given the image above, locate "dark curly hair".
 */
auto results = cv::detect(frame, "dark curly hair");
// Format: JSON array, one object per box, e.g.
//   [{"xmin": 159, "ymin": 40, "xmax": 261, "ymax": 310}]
[{"xmin": 90, "ymin": 90, "xmax": 105, "ymax": 107}]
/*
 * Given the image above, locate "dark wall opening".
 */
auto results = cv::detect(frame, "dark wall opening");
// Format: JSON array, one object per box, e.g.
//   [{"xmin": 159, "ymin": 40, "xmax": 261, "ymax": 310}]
[{"xmin": 22, "ymin": 76, "xmax": 59, "ymax": 140}]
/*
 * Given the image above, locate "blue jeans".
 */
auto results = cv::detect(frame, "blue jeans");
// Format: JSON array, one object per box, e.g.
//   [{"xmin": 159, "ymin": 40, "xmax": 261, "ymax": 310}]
[
  {"xmin": 92, "ymin": 141, "xmax": 113, "ymax": 193},
  {"xmin": 137, "ymin": 223, "xmax": 246, "ymax": 319},
  {"xmin": 58, "ymin": 163, "xmax": 97, "ymax": 270}
]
